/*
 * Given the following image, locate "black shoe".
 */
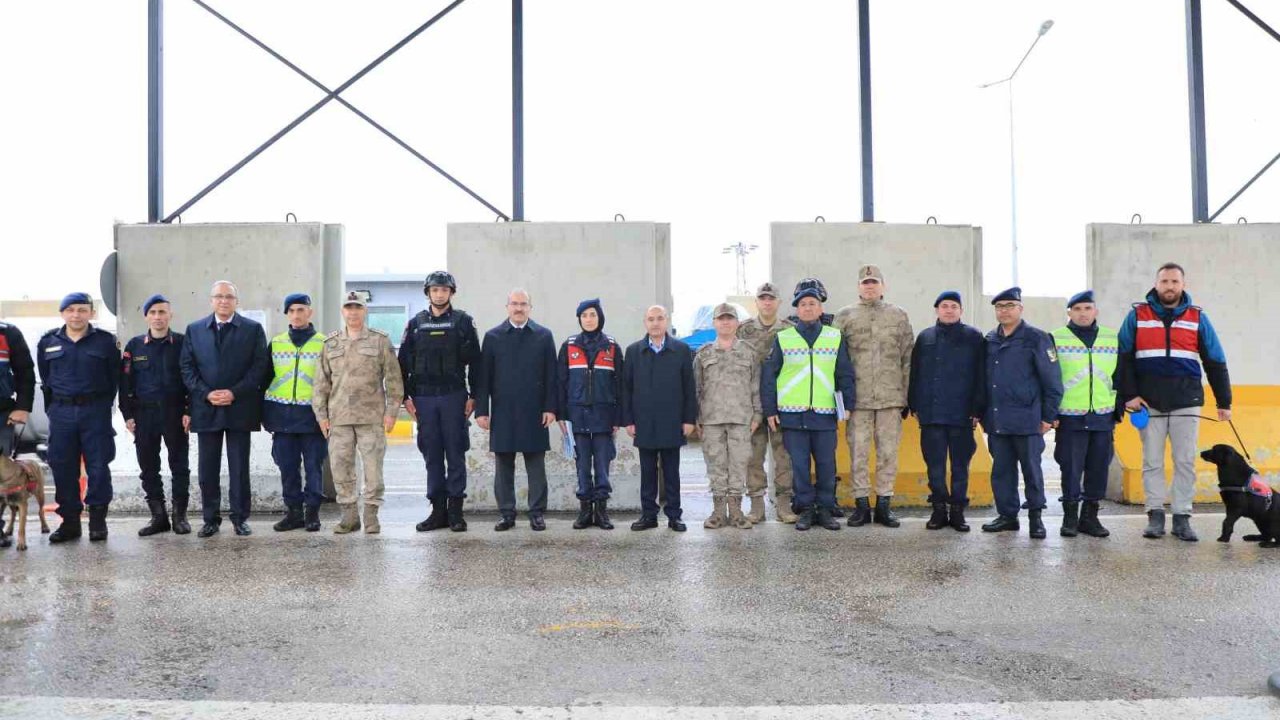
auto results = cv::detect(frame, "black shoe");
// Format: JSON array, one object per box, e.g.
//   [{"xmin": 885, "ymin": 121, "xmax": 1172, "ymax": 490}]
[
  {"xmin": 572, "ymin": 500, "xmax": 594, "ymax": 530},
  {"xmin": 593, "ymin": 499, "xmax": 614, "ymax": 530},
  {"xmin": 494, "ymin": 516, "xmax": 516, "ymax": 532},
  {"xmin": 1060, "ymin": 501, "xmax": 1080, "ymax": 537},
  {"xmin": 1143, "ymin": 509, "xmax": 1166, "ymax": 539},
  {"xmin": 631, "ymin": 516, "xmax": 659, "ymax": 531},
  {"xmin": 171, "ymin": 497, "xmax": 192, "ymax": 535},
  {"xmin": 1028, "ymin": 509, "xmax": 1046, "ymax": 539},
  {"xmin": 198, "ymin": 522, "xmax": 220, "ymax": 538},
  {"xmin": 530, "ymin": 514, "xmax": 546, "ymax": 532},
  {"xmin": 49, "ymin": 519, "xmax": 82, "ymax": 544},
  {"xmin": 416, "ymin": 501, "xmax": 450, "ymax": 532},
  {"xmin": 1078, "ymin": 501, "xmax": 1110, "ymax": 538},
  {"xmin": 232, "ymin": 521, "xmax": 252, "ymax": 536},
  {"xmin": 949, "ymin": 504, "xmax": 970, "ymax": 532},
  {"xmin": 447, "ymin": 497, "xmax": 468, "ymax": 532},
  {"xmin": 815, "ymin": 506, "xmax": 841, "ymax": 531},
  {"xmin": 304, "ymin": 505, "xmax": 321, "ymax": 532},
  {"xmin": 873, "ymin": 496, "xmax": 900, "ymax": 528},
  {"xmin": 925, "ymin": 502, "xmax": 949, "ymax": 530},
  {"xmin": 794, "ymin": 506, "xmax": 814, "ymax": 531},
  {"xmin": 88, "ymin": 505, "xmax": 109, "ymax": 542},
  {"xmin": 847, "ymin": 497, "xmax": 871, "ymax": 527},
  {"xmin": 138, "ymin": 499, "xmax": 171, "ymax": 537},
  {"xmin": 982, "ymin": 515, "xmax": 1020, "ymax": 533},
  {"xmin": 273, "ymin": 505, "xmax": 305, "ymax": 532},
  {"xmin": 0, "ymin": 535, "xmax": 10, "ymax": 548},
  {"xmin": 668, "ymin": 518, "xmax": 687, "ymax": 532},
  {"xmin": 829, "ymin": 505, "xmax": 846, "ymax": 518},
  {"xmin": 1171, "ymin": 513, "xmax": 1199, "ymax": 542}
]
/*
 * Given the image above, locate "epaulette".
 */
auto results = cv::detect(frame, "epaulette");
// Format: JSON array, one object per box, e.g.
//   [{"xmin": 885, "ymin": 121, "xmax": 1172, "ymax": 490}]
[
  {"xmin": 41, "ymin": 327, "xmax": 59, "ymax": 338},
  {"xmin": 325, "ymin": 330, "xmax": 342, "ymax": 341},
  {"xmin": 370, "ymin": 328, "xmax": 389, "ymax": 337}
]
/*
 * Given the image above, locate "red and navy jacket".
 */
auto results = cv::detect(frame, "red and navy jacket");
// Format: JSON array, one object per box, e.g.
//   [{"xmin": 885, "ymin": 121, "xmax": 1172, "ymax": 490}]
[
  {"xmin": 0, "ymin": 323, "xmax": 36, "ymax": 416},
  {"xmin": 556, "ymin": 334, "xmax": 623, "ymax": 433},
  {"xmin": 1118, "ymin": 289, "xmax": 1231, "ymax": 412}
]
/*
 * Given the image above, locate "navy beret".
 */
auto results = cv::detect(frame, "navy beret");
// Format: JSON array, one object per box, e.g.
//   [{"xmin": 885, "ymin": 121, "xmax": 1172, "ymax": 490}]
[
  {"xmin": 282, "ymin": 293, "xmax": 311, "ymax": 313},
  {"xmin": 991, "ymin": 287, "xmax": 1022, "ymax": 304},
  {"xmin": 934, "ymin": 290, "xmax": 962, "ymax": 307},
  {"xmin": 1067, "ymin": 290, "xmax": 1095, "ymax": 308},
  {"xmin": 59, "ymin": 292, "xmax": 92, "ymax": 312},
  {"xmin": 142, "ymin": 294, "xmax": 169, "ymax": 316}
]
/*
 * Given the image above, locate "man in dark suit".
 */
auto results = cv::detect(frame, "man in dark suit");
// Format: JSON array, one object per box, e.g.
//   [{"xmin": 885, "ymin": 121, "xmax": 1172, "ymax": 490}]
[
  {"xmin": 180, "ymin": 281, "xmax": 270, "ymax": 538},
  {"xmin": 473, "ymin": 288, "xmax": 558, "ymax": 532},
  {"xmin": 621, "ymin": 305, "xmax": 697, "ymax": 532}
]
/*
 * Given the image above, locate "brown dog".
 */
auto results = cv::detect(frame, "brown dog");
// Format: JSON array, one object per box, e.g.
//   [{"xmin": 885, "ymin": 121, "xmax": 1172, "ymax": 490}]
[{"xmin": 0, "ymin": 454, "xmax": 50, "ymax": 550}]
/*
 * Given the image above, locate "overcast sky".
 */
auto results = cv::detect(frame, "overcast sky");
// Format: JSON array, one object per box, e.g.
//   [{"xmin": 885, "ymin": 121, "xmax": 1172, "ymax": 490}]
[{"xmin": 2, "ymin": 0, "xmax": 1277, "ymax": 330}]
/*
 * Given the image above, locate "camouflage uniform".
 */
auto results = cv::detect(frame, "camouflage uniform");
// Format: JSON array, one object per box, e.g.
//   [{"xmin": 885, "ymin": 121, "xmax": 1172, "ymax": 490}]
[
  {"xmin": 834, "ymin": 277, "xmax": 915, "ymax": 499},
  {"xmin": 736, "ymin": 313, "xmax": 794, "ymax": 502},
  {"xmin": 694, "ymin": 338, "xmax": 761, "ymax": 499},
  {"xmin": 312, "ymin": 327, "xmax": 404, "ymax": 508}
]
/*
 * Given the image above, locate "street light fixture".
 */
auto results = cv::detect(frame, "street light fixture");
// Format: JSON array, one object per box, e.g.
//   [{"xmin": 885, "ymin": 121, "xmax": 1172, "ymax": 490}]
[
  {"xmin": 722, "ymin": 242, "xmax": 759, "ymax": 295},
  {"xmin": 980, "ymin": 19, "xmax": 1054, "ymax": 288}
]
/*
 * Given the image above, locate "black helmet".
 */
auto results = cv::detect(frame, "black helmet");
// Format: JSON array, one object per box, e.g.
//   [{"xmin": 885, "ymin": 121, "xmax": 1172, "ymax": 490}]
[
  {"xmin": 793, "ymin": 277, "xmax": 828, "ymax": 303},
  {"xmin": 424, "ymin": 271, "xmax": 457, "ymax": 293}
]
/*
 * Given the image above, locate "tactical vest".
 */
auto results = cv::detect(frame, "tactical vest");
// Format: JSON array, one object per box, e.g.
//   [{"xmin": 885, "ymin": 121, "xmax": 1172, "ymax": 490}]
[
  {"xmin": 411, "ymin": 309, "xmax": 468, "ymax": 391},
  {"xmin": 1051, "ymin": 326, "xmax": 1118, "ymax": 416},
  {"xmin": 776, "ymin": 326, "xmax": 840, "ymax": 414},
  {"xmin": 265, "ymin": 331, "xmax": 325, "ymax": 405}
]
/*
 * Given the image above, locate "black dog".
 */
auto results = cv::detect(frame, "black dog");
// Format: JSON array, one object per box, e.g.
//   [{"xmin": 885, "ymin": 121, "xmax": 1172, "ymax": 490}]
[{"xmin": 1200, "ymin": 444, "xmax": 1280, "ymax": 547}]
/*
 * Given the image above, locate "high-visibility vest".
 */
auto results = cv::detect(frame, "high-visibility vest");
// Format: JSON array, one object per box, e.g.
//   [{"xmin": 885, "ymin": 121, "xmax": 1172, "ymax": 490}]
[
  {"xmin": 776, "ymin": 326, "xmax": 840, "ymax": 414},
  {"xmin": 1134, "ymin": 303, "xmax": 1202, "ymax": 378},
  {"xmin": 265, "ymin": 331, "xmax": 325, "ymax": 405},
  {"xmin": 1051, "ymin": 326, "xmax": 1118, "ymax": 416}
]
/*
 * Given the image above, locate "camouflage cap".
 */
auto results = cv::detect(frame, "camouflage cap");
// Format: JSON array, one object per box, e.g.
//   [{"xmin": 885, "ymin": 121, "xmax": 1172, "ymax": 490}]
[
  {"xmin": 755, "ymin": 282, "xmax": 779, "ymax": 298},
  {"xmin": 713, "ymin": 302, "xmax": 739, "ymax": 319},
  {"xmin": 342, "ymin": 291, "xmax": 367, "ymax": 307},
  {"xmin": 858, "ymin": 264, "xmax": 884, "ymax": 283}
]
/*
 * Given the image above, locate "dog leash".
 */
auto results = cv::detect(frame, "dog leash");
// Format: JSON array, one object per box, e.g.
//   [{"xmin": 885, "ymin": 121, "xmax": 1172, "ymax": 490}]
[
  {"xmin": 4, "ymin": 421, "xmax": 22, "ymax": 461},
  {"xmin": 1141, "ymin": 412, "xmax": 1252, "ymax": 462}
]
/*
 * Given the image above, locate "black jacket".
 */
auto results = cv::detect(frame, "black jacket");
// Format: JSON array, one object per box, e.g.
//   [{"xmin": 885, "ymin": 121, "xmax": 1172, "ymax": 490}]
[
  {"xmin": 0, "ymin": 322, "xmax": 35, "ymax": 416},
  {"xmin": 119, "ymin": 331, "xmax": 189, "ymax": 421},
  {"xmin": 473, "ymin": 320, "xmax": 558, "ymax": 453},
  {"xmin": 180, "ymin": 313, "xmax": 270, "ymax": 433},
  {"xmin": 908, "ymin": 321, "xmax": 984, "ymax": 427},
  {"xmin": 620, "ymin": 336, "xmax": 697, "ymax": 449}
]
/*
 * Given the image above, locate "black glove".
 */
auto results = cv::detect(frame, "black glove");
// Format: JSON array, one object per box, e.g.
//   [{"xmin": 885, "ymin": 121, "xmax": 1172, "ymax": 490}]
[{"xmin": 900, "ymin": 407, "xmax": 911, "ymax": 420}]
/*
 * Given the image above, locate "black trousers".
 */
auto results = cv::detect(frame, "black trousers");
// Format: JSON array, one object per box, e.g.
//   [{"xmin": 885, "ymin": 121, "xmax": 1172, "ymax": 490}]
[
  {"xmin": 494, "ymin": 451, "xmax": 548, "ymax": 518},
  {"xmin": 197, "ymin": 430, "xmax": 252, "ymax": 524},
  {"xmin": 639, "ymin": 447, "xmax": 682, "ymax": 520},
  {"xmin": 134, "ymin": 404, "xmax": 190, "ymax": 503}
]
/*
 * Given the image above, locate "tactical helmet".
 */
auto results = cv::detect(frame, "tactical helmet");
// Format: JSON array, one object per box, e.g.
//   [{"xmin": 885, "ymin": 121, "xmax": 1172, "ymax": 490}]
[{"xmin": 424, "ymin": 270, "xmax": 457, "ymax": 294}]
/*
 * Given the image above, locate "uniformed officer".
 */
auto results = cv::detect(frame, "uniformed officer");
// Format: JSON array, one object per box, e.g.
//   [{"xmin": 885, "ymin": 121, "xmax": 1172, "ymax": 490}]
[
  {"xmin": 834, "ymin": 264, "xmax": 915, "ymax": 529},
  {"xmin": 1051, "ymin": 291, "xmax": 1117, "ymax": 538},
  {"xmin": 761, "ymin": 279, "xmax": 856, "ymax": 532},
  {"xmin": 263, "ymin": 293, "xmax": 328, "ymax": 533},
  {"xmin": 981, "ymin": 287, "xmax": 1064, "ymax": 538},
  {"xmin": 695, "ymin": 303, "xmax": 761, "ymax": 529},
  {"xmin": 735, "ymin": 282, "xmax": 796, "ymax": 523},
  {"xmin": 38, "ymin": 292, "xmax": 120, "ymax": 543},
  {"xmin": 0, "ymin": 318, "xmax": 36, "ymax": 548},
  {"xmin": 313, "ymin": 292, "xmax": 404, "ymax": 535},
  {"xmin": 119, "ymin": 294, "xmax": 192, "ymax": 536},
  {"xmin": 398, "ymin": 271, "xmax": 481, "ymax": 533}
]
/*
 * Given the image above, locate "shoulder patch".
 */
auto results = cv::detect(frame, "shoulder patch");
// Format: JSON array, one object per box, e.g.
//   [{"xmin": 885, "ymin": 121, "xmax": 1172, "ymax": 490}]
[
  {"xmin": 1046, "ymin": 348, "xmax": 1058, "ymax": 363},
  {"xmin": 325, "ymin": 330, "xmax": 342, "ymax": 340}
]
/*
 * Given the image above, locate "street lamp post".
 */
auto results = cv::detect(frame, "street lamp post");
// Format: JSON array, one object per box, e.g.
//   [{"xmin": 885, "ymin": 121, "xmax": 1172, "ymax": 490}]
[
  {"xmin": 722, "ymin": 242, "xmax": 759, "ymax": 296},
  {"xmin": 980, "ymin": 19, "xmax": 1053, "ymax": 288}
]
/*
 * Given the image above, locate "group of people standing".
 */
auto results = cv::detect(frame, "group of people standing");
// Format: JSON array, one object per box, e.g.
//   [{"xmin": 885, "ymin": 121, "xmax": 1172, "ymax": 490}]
[{"xmin": 0, "ymin": 260, "xmax": 1231, "ymax": 546}]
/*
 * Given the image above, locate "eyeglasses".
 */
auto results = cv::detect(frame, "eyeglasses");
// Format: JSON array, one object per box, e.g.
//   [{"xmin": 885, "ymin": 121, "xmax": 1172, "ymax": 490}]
[
  {"xmin": 211, "ymin": 294, "xmax": 237, "ymax": 301},
  {"xmin": 507, "ymin": 301, "xmax": 530, "ymax": 308},
  {"xmin": 994, "ymin": 302, "xmax": 1021, "ymax": 311}
]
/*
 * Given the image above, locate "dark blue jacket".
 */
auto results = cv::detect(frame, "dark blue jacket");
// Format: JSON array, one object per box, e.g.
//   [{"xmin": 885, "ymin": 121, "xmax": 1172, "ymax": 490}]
[
  {"xmin": 0, "ymin": 322, "xmax": 36, "ymax": 415},
  {"xmin": 474, "ymin": 320, "xmax": 558, "ymax": 453},
  {"xmin": 180, "ymin": 313, "xmax": 270, "ymax": 433},
  {"xmin": 981, "ymin": 321, "xmax": 1064, "ymax": 436},
  {"xmin": 36, "ymin": 324, "xmax": 120, "ymax": 410},
  {"xmin": 620, "ymin": 336, "xmax": 698, "ymax": 449},
  {"xmin": 1117, "ymin": 289, "xmax": 1231, "ymax": 412},
  {"xmin": 557, "ymin": 332, "xmax": 623, "ymax": 434},
  {"xmin": 760, "ymin": 319, "xmax": 855, "ymax": 431},
  {"xmin": 908, "ymin": 320, "xmax": 984, "ymax": 427},
  {"xmin": 119, "ymin": 331, "xmax": 189, "ymax": 421}
]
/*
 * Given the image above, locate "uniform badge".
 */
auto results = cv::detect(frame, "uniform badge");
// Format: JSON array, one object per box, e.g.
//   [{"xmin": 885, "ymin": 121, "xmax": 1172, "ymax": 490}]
[{"xmin": 1046, "ymin": 348, "xmax": 1058, "ymax": 363}]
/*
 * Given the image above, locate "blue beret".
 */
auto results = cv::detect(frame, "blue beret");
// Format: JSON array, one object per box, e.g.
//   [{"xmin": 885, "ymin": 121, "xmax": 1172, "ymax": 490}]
[
  {"xmin": 142, "ymin": 294, "xmax": 169, "ymax": 316},
  {"xmin": 1067, "ymin": 290, "xmax": 1095, "ymax": 308},
  {"xmin": 792, "ymin": 288, "xmax": 824, "ymax": 307},
  {"xmin": 575, "ymin": 298, "xmax": 602, "ymax": 316},
  {"xmin": 59, "ymin": 292, "xmax": 92, "ymax": 312},
  {"xmin": 934, "ymin": 290, "xmax": 962, "ymax": 307},
  {"xmin": 991, "ymin": 287, "xmax": 1022, "ymax": 304},
  {"xmin": 282, "ymin": 293, "xmax": 311, "ymax": 313}
]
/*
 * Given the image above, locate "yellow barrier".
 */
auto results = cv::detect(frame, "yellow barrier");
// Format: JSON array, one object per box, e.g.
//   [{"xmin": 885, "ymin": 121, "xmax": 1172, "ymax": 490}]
[
  {"xmin": 833, "ymin": 416, "xmax": 995, "ymax": 508},
  {"xmin": 1112, "ymin": 385, "xmax": 1280, "ymax": 505}
]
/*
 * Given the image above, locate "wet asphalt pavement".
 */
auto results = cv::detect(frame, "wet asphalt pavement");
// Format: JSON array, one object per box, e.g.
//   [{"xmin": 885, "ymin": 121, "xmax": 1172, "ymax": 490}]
[{"xmin": 1, "ymin": 442, "xmax": 1278, "ymax": 710}]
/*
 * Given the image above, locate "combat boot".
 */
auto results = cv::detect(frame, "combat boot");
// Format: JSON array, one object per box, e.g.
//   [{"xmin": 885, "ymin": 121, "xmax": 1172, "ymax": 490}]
[
  {"xmin": 171, "ymin": 497, "xmax": 192, "ymax": 535},
  {"xmin": 1142, "ymin": 509, "xmax": 1165, "ymax": 538},
  {"xmin": 333, "ymin": 504, "xmax": 360, "ymax": 534},
  {"xmin": 747, "ymin": 496, "xmax": 766, "ymax": 524},
  {"xmin": 814, "ymin": 506, "xmax": 841, "ymax": 531},
  {"xmin": 363, "ymin": 504, "xmax": 381, "ymax": 534},
  {"xmin": 49, "ymin": 516, "xmax": 82, "ymax": 544},
  {"xmin": 416, "ymin": 500, "xmax": 449, "ymax": 532},
  {"xmin": 775, "ymin": 494, "xmax": 798, "ymax": 524},
  {"xmin": 727, "ymin": 498, "xmax": 753, "ymax": 529},
  {"xmin": 1060, "ymin": 501, "xmax": 1080, "ymax": 538},
  {"xmin": 87, "ymin": 505, "xmax": 109, "ymax": 542},
  {"xmin": 794, "ymin": 506, "xmax": 814, "ymax": 531},
  {"xmin": 447, "ymin": 497, "xmax": 468, "ymax": 532},
  {"xmin": 593, "ymin": 499, "xmax": 614, "ymax": 530},
  {"xmin": 1078, "ymin": 501, "xmax": 1110, "ymax": 538},
  {"xmin": 304, "ymin": 505, "xmax": 321, "ymax": 532},
  {"xmin": 1028, "ymin": 509, "xmax": 1047, "ymax": 539},
  {"xmin": 573, "ymin": 499, "xmax": 594, "ymax": 530},
  {"xmin": 273, "ymin": 504, "xmax": 305, "ymax": 532},
  {"xmin": 1171, "ymin": 514, "xmax": 1198, "ymax": 542},
  {"xmin": 703, "ymin": 497, "xmax": 727, "ymax": 529},
  {"xmin": 949, "ymin": 505, "xmax": 970, "ymax": 532},
  {"xmin": 925, "ymin": 502, "xmax": 949, "ymax": 530},
  {"xmin": 847, "ymin": 497, "xmax": 871, "ymax": 527},
  {"xmin": 982, "ymin": 515, "xmax": 1020, "ymax": 533},
  {"xmin": 138, "ymin": 499, "xmax": 171, "ymax": 537},
  {"xmin": 873, "ymin": 496, "xmax": 900, "ymax": 528}
]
